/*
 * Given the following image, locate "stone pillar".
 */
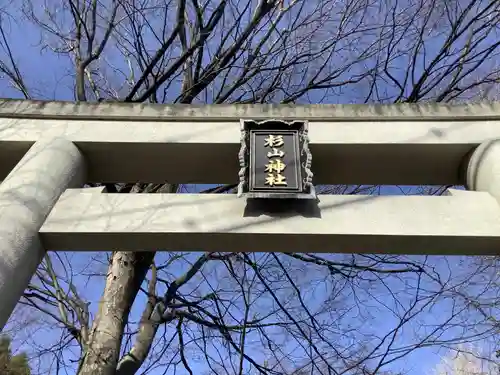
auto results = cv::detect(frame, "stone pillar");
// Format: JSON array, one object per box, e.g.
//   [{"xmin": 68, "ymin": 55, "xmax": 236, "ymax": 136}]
[
  {"xmin": 0, "ymin": 138, "xmax": 86, "ymax": 330},
  {"xmin": 466, "ymin": 139, "xmax": 500, "ymax": 202}
]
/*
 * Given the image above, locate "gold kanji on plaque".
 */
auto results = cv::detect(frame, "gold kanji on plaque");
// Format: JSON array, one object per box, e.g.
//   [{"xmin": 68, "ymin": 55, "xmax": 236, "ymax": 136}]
[
  {"xmin": 263, "ymin": 134, "xmax": 287, "ymax": 187},
  {"xmin": 265, "ymin": 173, "xmax": 287, "ymax": 186},
  {"xmin": 265, "ymin": 159, "xmax": 286, "ymax": 173},
  {"xmin": 264, "ymin": 135, "xmax": 284, "ymax": 148},
  {"xmin": 267, "ymin": 147, "xmax": 285, "ymax": 158}
]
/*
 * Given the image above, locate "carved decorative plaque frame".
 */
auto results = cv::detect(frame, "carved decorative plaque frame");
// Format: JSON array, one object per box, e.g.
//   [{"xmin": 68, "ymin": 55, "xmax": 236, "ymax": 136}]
[{"xmin": 237, "ymin": 119, "xmax": 316, "ymax": 200}]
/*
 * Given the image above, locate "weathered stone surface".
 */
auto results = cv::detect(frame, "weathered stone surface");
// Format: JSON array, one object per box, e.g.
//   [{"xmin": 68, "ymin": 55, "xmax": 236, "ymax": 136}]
[
  {"xmin": 40, "ymin": 188, "xmax": 500, "ymax": 255},
  {"xmin": 0, "ymin": 138, "xmax": 85, "ymax": 329}
]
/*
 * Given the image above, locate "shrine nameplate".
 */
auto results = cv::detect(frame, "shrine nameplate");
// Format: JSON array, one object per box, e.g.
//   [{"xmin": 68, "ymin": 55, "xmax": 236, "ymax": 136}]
[{"xmin": 237, "ymin": 119, "xmax": 316, "ymax": 199}]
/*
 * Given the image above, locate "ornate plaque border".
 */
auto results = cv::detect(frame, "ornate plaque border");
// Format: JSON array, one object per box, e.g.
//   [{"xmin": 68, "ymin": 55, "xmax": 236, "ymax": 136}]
[{"xmin": 237, "ymin": 119, "xmax": 316, "ymax": 200}]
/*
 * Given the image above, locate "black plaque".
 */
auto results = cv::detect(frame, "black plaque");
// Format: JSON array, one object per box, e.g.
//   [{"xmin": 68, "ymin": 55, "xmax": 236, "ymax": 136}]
[{"xmin": 237, "ymin": 119, "xmax": 316, "ymax": 199}]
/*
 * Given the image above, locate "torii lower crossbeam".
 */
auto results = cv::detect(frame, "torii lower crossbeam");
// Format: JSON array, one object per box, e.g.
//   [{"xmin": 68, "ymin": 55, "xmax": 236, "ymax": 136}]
[{"xmin": 40, "ymin": 188, "xmax": 500, "ymax": 255}]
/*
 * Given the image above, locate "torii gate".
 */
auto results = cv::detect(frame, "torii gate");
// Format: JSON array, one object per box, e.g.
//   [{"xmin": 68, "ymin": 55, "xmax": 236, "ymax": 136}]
[{"xmin": 0, "ymin": 99, "xmax": 499, "ymax": 330}]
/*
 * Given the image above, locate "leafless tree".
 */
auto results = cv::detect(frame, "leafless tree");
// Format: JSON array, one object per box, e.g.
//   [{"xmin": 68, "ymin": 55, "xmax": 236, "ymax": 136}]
[
  {"xmin": 432, "ymin": 344, "xmax": 498, "ymax": 375},
  {"xmin": 0, "ymin": 0, "xmax": 498, "ymax": 374}
]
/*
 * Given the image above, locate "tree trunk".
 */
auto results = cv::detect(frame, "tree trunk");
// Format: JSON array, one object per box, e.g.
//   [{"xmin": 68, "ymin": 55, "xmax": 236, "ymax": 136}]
[{"xmin": 78, "ymin": 252, "xmax": 155, "ymax": 375}]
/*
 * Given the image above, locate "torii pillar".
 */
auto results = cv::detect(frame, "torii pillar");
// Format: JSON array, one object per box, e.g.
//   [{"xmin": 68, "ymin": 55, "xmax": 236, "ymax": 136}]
[
  {"xmin": 466, "ymin": 139, "xmax": 500, "ymax": 203},
  {"xmin": 0, "ymin": 138, "xmax": 85, "ymax": 329}
]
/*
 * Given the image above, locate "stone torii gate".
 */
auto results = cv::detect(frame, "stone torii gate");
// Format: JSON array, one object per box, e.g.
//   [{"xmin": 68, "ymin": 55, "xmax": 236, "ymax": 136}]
[{"xmin": 1, "ymin": 99, "xmax": 500, "ymax": 330}]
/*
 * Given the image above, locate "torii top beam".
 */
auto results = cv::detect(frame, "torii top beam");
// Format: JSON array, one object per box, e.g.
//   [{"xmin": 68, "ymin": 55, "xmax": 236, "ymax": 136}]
[{"xmin": 1, "ymin": 99, "xmax": 500, "ymax": 185}]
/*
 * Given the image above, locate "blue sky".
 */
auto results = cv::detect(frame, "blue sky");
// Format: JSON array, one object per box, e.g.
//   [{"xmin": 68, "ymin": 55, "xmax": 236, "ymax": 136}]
[{"xmin": 1, "ymin": 0, "xmax": 498, "ymax": 374}]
